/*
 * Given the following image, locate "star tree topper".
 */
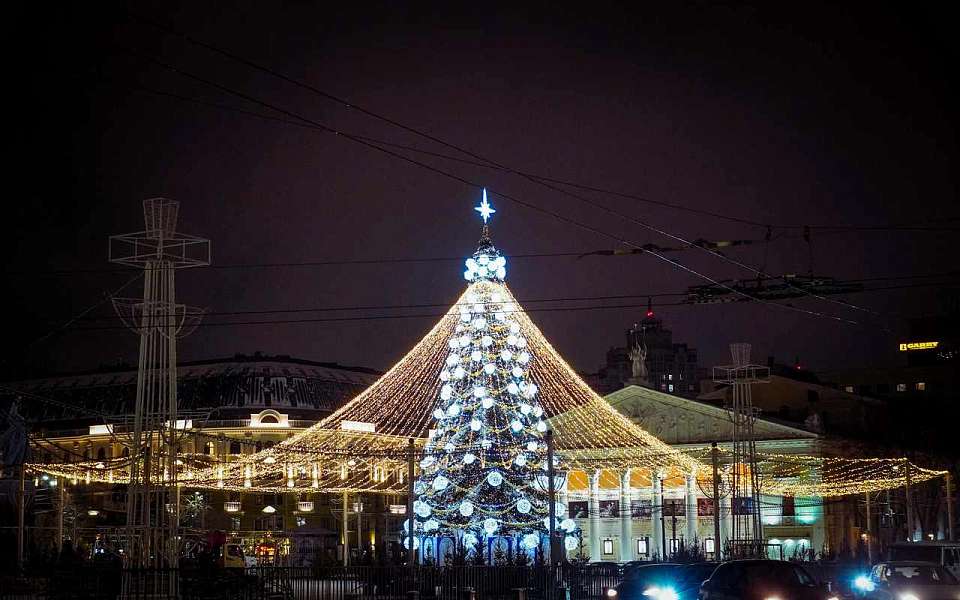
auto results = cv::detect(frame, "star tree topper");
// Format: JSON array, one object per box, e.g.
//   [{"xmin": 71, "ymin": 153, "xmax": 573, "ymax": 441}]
[{"xmin": 474, "ymin": 189, "xmax": 496, "ymax": 223}]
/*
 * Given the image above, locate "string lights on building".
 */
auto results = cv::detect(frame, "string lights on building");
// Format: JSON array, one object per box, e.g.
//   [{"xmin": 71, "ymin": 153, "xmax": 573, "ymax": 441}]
[{"xmin": 24, "ymin": 190, "xmax": 949, "ymax": 509}]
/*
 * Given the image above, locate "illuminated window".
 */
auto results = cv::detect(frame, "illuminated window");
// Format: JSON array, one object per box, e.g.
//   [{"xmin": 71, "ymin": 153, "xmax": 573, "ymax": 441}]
[
  {"xmin": 668, "ymin": 374, "xmax": 673, "ymax": 381},
  {"xmin": 705, "ymin": 538, "xmax": 716, "ymax": 554},
  {"xmin": 843, "ymin": 385, "xmax": 854, "ymax": 393},
  {"xmin": 602, "ymin": 539, "xmax": 614, "ymax": 555},
  {"xmin": 916, "ymin": 382, "xmax": 926, "ymax": 391},
  {"xmin": 897, "ymin": 383, "xmax": 907, "ymax": 392},
  {"xmin": 668, "ymin": 384, "xmax": 674, "ymax": 392},
  {"xmin": 637, "ymin": 538, "xmax": 649, "ymax": 555},
  {"xmin": 670, "ymin": 538, "xmax": 680, "ymax": 553}
]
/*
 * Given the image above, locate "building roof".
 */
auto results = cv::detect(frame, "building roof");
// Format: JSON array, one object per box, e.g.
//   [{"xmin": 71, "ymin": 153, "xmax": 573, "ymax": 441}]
[
  {"xmin": 606, "ymin": 384, "xmax": 818, "ymax": 445},
  {"xmin": 1, "ymin": 354, "xmax": 380, "ymax": 422}
]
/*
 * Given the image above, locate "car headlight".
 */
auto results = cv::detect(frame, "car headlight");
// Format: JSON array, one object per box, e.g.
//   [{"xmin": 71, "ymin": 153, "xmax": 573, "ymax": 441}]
[
  {"xmin": 854, "ymin": 575, "xmax": 877, "ymax": 592},
  {"xmin": 899, "ymin": 594, "xmax": 919, "ymax": 600},
  {"xmin": 642, "ymin": 588, "xmax": 678, "ymax": 600}
]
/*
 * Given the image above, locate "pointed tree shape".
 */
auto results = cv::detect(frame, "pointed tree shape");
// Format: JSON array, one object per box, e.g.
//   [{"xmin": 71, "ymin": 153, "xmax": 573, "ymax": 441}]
[
  {"xmin": 186, "ymin": 192, "xmax": 701, "ymax": 502},
  {"xmin": 409, "ymin": 226, "xmax": 576, "ymax": 553}
]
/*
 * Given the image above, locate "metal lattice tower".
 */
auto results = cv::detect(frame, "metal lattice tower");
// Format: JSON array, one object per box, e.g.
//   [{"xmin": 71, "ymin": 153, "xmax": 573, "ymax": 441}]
[
  {"xmin": 713, "ymin": 343, "xmax": 770, "ymax": 551},
  {"xmin": 109, "ymin": 199, "xmax": 209, "ymax": 570}
]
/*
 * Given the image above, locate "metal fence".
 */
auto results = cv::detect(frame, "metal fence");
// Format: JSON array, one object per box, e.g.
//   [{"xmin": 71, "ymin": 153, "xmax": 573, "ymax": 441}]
[{"xmin": 0, "ymin": 564, "xmax": 623, "ymax": 600}]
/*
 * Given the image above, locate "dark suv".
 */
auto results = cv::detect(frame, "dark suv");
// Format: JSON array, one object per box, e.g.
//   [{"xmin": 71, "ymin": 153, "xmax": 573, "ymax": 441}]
[{"xmin": 698, "ymin": 559, "xmax": 837, "ymax": 600}]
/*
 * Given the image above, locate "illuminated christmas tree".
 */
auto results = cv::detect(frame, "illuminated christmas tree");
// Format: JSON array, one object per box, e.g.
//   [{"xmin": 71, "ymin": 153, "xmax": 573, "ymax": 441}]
[{"xmin": 408, "ymin": 191, "xmax": 579, "ymax": 557}]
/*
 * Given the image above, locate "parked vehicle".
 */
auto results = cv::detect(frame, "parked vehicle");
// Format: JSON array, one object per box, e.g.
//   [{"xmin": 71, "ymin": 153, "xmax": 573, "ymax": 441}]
[
  {"xmin": 698, "ymin": 559, "xmax": 838, "ymax": 600},
  {"xmin": 215, "ymin": 542, "xmax": 248, "ymax": 569},
  {"xmin": 610, "ymin": 562, "xmax": 718, "ymax": 600},
  {"xmin": 853, "ymin": 561, "xmax": 960, "ymax": 600},
  {"xmin": 889, "ymin": 542, "xmax": 960, "ymax": 580},
  {"xmin": 609, "ymin": 563, "xmax": 681, "ymax": 599}
]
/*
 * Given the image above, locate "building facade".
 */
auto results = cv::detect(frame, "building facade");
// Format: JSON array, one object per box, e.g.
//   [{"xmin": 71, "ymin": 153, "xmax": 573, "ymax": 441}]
[{"xmin": 2, "ymin": 354, "xmax": 394, "ymax": 565}]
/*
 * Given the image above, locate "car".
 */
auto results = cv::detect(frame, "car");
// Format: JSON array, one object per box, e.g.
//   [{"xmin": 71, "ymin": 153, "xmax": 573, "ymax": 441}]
[
  {"xmin": 888, "ymin": 542, "xmax": 960, "ymax": 580},
  {"xmin": 698, "ymin": 559, "xmax": 838, "ymax": 600},
  {"xmin": 608, "ymin": 563, "xmax": 682, "ymax": 600},
  {"xmin": 852, "ymin": 560, "xmax": 960, "ymax": 600}
]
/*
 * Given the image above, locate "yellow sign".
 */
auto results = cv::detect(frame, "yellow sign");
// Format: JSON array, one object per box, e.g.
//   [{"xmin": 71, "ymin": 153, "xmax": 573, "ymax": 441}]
[{"xmin": 899, "ymin": 341, "xmax": 939, "ymax": 351}]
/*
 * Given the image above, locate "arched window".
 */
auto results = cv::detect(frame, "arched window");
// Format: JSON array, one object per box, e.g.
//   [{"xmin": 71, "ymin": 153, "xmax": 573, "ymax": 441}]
[
  {"xmin": 122, "ymin": 447, "xmax": 130, "ymax": 457},
  {"xmin": 260, "ymin": 414, "xmax": 279, "ymax": 424}
]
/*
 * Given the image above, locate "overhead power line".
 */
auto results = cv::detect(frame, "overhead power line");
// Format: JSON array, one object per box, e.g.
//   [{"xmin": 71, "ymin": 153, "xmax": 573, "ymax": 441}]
[
  {"xmin": 32, "ymin": 278, "xmax": 957, "ymax": 334},
  {"xmin": 125, "ymin": 12, "xmax": 960, "ymax": 235},
  {"xmin": 37, "ymin": 274, "xmax": 960, "ymax": 325},
  {"xmin": 114, "ymin": 47, "xmax": 880, "ymax": 329}
]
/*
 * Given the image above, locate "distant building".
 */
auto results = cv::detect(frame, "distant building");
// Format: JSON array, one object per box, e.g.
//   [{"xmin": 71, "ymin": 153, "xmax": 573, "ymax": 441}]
[
  {"xmin": 818, "ymin": 313, "xmax": 958, "ymax": 401},
  {"xmin": 698, "ymin": 358, "xmax": 884, "ymax": 439},
  {"xmin": 594, "ymin": 316, "xmax": 703, "ymax": 397},
  {"xmin": 1, "ymin": 353, "xmax": 386, "ymax": 565}
]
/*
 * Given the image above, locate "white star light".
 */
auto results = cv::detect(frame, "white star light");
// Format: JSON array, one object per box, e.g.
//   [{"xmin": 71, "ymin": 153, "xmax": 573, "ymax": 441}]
[{"xmin": 474, "ymin": 189, "xmax": 496, "ymax": 223}]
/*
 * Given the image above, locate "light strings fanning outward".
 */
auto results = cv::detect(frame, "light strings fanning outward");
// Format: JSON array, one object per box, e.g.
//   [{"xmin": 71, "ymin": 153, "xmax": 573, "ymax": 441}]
[
  {"xmin": 22, "ymin": 191, "xmax": 950, "ymax": 504},
  {"xmin": 175, "ymin": 191, "xmax": 696, "ymax": 493}
]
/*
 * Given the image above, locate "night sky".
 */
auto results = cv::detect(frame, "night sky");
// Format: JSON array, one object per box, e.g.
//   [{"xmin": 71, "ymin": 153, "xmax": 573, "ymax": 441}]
[{"xmin": 9, "ymin": 2, "xmax": 958, "ymax": 380}]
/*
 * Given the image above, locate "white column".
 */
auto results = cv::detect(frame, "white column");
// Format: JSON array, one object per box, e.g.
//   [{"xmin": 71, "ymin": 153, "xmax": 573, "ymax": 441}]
[
  {"xmin": 589, "ymin": 470, "xmax": 602, "ymax": 562},
  {"xmin": 651, "ymin": 471, "xmax": 664, "ymax": 560},
  {"xmin": 685, "ymin": 471, "xmax": 698, "ymax": 546},
  {"xmin": 620, "ymin": 469, "xmax": 633, "ymax": 562},
  {"xmin": 720, "ymin": 493, "xmax": 733, "ymax": 551}
]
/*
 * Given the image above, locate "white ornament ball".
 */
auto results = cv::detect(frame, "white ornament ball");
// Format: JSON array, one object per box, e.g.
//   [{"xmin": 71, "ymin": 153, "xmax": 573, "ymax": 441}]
[
  {"xmin": 471, "ymin": 350, "xmax": 482, "ymax": 362},
  {"xmin": 470, "ymin": 419, "xmax": 482, "ymax": 431},
  {"xmin": 433, "ymin": 408, "xmax": 445, "ymax": 420},
  {"xmin": 483, "ymin": 363, "xmax": 496, "ymax": 375},
  {"xmin": 522, "ymin": 533, "xmax": 540, "ymax": 550},
  {"xmin": 432, "ymin": 476, "xmax": 449, "ymax": 491},
  {"xmin": 501, "ymin": 349, "xmax": 513, "ymax": 361},
  {"xmin": 515, "ymin": 454, "xmax": 527, "ymax": 467},
  {"xmin": 481, "ymin": 397, "xmax": 494, "ymax": 409},
  {"xmin": 481, "ymin": 335, "xmax": 493, "ymax": 347},
  {"xmin": 459, "ymin": 501, "xmax": 474, "ymax": 517},
  {"xmin": 561, "ymin": 518, "xmax": 577, "ymax": 532},
  {"xmin": 454, "ymin": 366, "xmax": 466, "ymax": 379},
  {"xmin": 520, "ymin": 403, "xmax": 532, "ymax": 415},
  {"xmin": 463, "ymin": 452, "xmax": 476, "ymax": 465},
  {"xmin": 507, "ymin": 383, "xmax": 519, "ymax": 395},
  {"xmin": 536, "ymin": 421, "xmax": 547, "ymax": 432},
  {"xmin": 473, "ymin": 386, "xmax": 486, "ymax": 398},
  {"xmin": 463, "ymin": 533, "xmax": 479, "ymax": 547},
  {"xmin": 510, "ymin": 420, "xmax": 523, "ymax": 433},
  {"xmin": 483, "ymin": 518, "xmax": 499, "ymax": 535},
  {"xmin": 564, "ymin": 536, "xmax": 579, "ymax": 551},
  {"xmin": 487, "ymin": 471, "xmax": 503, "ymax": 487},
  {"xmin": 414, "ymin": 500, "xmax": 431, "ymax": 518},
  {"xmin": 517, "ymin": 498, "xmax": 532, "ymax": 514},
  {"xmin": 404, "ymin": 536, "xmax": 420, "ymax": 550}
]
